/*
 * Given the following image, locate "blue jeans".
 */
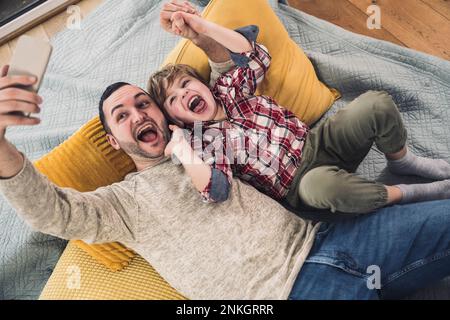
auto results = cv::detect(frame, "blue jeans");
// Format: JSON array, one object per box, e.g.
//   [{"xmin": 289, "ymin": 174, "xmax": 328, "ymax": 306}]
[{"xmin": 288, "ymin": 199, "xmax": 450, "ymax": 299}]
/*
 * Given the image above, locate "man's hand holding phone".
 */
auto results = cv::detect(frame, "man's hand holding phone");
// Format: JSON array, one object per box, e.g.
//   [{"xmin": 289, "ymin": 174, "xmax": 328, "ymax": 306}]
[
  {"xmin": 0, "ymin": 65, "xmax": 42, "ymax": 142},
  {"xmin": 0, "ymin": 35, "xmax": 51, "ymax": 142}
]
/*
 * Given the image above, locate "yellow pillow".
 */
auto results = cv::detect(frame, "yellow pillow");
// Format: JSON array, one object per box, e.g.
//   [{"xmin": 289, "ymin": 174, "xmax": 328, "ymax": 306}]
[
  {"xmin": 163, "ymin": 0, "xmax": 340, "ymax": 126},
  {"xmin": 40, "ymin": 241, "xmax": 186, "ymax": 300}
]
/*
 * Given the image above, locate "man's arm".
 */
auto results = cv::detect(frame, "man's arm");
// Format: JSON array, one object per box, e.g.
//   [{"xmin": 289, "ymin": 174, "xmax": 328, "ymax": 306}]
[
  {"xmin": 0, "ymin": 157, "xmax": 138, "ymax": 243},
  {"xmin": 0, "ymin": 139, "xmax": 26, "ymax": 178},
  {"xmin": 0, "ymin": 66, "xmax": 138, "ymax": 243}
]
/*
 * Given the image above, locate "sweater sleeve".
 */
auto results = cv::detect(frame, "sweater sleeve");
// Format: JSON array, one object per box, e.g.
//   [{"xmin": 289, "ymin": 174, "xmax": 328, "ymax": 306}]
[{"xmin": 0, "ymin": 155, "xmax": 138, "ymax": 244}]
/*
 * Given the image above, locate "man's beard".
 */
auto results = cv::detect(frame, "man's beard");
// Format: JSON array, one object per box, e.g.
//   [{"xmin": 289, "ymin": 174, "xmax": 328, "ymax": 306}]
[
  {"xmin": 117, "ymin": 122, "xmax": 170, "ymax": 160},
  {"xmin": 119, "ymin": 141, "xmax": 162, "ymax": 159}
]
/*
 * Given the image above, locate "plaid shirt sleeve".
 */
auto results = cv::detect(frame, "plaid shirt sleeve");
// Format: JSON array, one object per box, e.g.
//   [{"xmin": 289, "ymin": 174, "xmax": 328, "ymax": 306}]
[
  {"xmin": 191, "ymin": 129, "xmax": 233, "ymax": 203},
  {"xmin": 212, "ymin": 25, "xmax": 271, "ymax": 112},
  {"xmin": 200, "ymin": 168, "xmax": 231, "ymax": 203}
]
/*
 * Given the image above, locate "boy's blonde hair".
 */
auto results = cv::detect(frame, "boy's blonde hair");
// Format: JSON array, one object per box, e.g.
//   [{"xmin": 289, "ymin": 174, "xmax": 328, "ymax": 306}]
[{"xmin": 147, "ymin": 64, "xmax": 208, "ymax": 125}]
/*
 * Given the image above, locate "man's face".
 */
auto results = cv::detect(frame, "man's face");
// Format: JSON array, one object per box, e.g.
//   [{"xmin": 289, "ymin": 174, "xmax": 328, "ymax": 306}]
[{"xmin": 103, "ymin": 85, "xmax": 170, "ymax": 161}]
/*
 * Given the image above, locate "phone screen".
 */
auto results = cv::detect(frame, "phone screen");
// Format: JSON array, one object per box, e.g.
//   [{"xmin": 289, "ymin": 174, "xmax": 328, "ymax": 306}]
[
  {"xmin": 7, "ymin": 35, "xmax": 52, "ymax": 116},
  {"xmin": 8, "ymin": 35, "xmax": 52, "ymax": 93}
]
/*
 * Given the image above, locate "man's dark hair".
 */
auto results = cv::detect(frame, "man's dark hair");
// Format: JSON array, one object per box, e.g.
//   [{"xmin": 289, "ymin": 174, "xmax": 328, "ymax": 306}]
[{"xmin": 99, "ymin": 82, "xmax": 131, "ymax": 134}]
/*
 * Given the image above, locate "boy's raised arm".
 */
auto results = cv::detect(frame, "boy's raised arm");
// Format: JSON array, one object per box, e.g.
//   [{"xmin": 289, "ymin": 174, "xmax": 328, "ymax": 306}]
[
  {"xmin": 171, "ymin": 11, "xmax": 253, "ymax": 55},
  {"xmin": 160, "ymin": 1, "xmax": 231, "ymax": 63}
]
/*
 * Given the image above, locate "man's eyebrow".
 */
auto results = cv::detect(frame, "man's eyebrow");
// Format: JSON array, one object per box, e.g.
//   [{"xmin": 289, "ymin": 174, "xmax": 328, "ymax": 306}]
[
  {"xmin": 111, "ymin": 92, "xmax": 149, "ymax": 116},
  {"xmin": 134, "ymin": 92, "xmax": 147, "ymax": 100},
  {"xmin": 110, "ymin": 104, "xmax": 124, "ymax": 117}
]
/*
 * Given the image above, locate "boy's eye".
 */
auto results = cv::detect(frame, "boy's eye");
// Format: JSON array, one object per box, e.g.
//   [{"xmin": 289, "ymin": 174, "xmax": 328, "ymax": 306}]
[
  {"xmin": 169, "ymin": 96, "xmax": 175, "ymax": 105},
  {"xmin": 181, "ymin": 79, "xmax": 189, "ymax": 88}
]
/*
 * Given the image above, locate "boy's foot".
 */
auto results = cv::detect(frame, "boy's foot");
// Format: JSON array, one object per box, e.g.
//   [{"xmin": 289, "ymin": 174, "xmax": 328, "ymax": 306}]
[
  {"xmin": 396, "ymin": 179, "xmax": 450, "ymax": 204},
  {"xmin": 387, "ymin": 148, "xmax": 450, "ymax": 180}
]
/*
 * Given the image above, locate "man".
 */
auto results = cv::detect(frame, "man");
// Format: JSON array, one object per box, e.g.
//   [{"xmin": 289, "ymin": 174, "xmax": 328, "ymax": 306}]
[{"xmin": 0, "ymin": 1, "xmax": 449, "ymax": 299}]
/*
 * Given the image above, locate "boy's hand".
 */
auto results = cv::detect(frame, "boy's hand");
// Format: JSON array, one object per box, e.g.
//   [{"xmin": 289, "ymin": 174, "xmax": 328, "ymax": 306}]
[
  {"xmin": 0, "ymin": 65, "xmax": 42, "ymax": 142},
  {"xmin": 160, "ymin": 1, "xmax": 201, "ymax": 40},
  {"xmin": 164, "ymin": 124, "xmax": 189, "ymax": 158},
  {"xmin": 171, "ymin": 11, "xmax": 208, "ymax": 37}
]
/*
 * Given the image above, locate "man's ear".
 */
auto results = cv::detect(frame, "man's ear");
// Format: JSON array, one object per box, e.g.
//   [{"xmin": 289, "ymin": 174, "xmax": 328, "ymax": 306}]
[{"xmin": 106, "ymin": 133, "xmax": 121, "ymax": 150}]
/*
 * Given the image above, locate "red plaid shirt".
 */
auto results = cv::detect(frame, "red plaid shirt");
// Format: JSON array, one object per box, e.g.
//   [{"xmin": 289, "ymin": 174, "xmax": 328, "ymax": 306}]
[{"xmin": 189, "ymin": 41, "xmax": 309, "ymax": 202}]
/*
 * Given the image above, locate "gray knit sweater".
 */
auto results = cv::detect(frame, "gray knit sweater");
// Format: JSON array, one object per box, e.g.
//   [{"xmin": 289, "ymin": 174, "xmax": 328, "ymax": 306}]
[{"xmin": 0, "ymin": 156, "xmax": 319, "ymax": 299}]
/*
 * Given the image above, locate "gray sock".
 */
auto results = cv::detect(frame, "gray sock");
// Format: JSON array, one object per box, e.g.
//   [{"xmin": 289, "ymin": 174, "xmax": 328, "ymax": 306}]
[
  {"xmin": 396, "ymin": 180, "xmax": 450, "ymax": 204},
  {"xmin": 387, "ymin": 148, "xmax": 450, "ymax": 180}
]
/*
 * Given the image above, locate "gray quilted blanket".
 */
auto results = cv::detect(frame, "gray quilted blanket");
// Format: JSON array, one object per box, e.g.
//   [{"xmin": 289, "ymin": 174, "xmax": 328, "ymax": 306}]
[{"xmin": 0, "ymin": 0, "xmax": 449, "ymax": 299}]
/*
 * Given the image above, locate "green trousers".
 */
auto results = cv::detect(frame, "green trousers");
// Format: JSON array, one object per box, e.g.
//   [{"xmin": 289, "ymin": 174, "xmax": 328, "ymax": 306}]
[{"xmin": 286, "ymin": 91, "xmax": 408, "ymax": 214}]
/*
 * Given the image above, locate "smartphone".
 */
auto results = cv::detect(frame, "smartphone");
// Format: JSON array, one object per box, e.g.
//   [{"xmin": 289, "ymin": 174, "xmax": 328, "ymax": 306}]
[{"xmin": 7, "ymin": 35, "xmax": 52, "ymax": 116}]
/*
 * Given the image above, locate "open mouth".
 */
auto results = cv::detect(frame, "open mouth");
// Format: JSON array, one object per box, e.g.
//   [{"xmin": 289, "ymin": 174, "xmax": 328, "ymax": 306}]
[
  {"xmin": 136, "ymin": 125, "xmax": 158, "ymax": 143},
  {"xmin": 188, "ymin": 95, "xmax": 207, "ymax": 114}
]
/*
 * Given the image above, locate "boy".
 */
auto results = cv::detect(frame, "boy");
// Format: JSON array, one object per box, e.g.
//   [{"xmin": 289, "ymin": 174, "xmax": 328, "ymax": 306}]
[{"xmin": 149, "ymin": 11, "xmax": 450, "ymax": 214}]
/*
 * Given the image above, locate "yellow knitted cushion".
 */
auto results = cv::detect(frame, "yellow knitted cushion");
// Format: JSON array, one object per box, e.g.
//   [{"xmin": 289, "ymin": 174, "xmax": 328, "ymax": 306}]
[
  {"xmin": 33, "ymin": 117, "xmax": 136, "ymax": 272},
  {"xmin": 39, "ymin": 241, "xmax": 186, "ymax": 300},
  {"xmin": 163, "ymin": 0, "xmax": 340, "ymax": 126}
]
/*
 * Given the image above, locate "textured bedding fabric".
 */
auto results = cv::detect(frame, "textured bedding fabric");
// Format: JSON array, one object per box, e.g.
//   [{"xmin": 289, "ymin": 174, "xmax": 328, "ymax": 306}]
[{"xmin": 0, "ymin": 0, "xmax": 449, "ymax": 299}]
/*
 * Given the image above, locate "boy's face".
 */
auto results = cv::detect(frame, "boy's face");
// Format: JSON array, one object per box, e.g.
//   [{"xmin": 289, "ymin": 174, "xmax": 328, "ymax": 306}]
[{"xmin": 163, "ymin": 74, "xmax": 218, "ymax": 125}]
